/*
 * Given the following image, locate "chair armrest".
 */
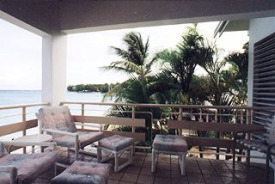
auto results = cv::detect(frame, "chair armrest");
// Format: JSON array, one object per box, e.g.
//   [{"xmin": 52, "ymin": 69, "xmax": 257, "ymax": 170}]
[
  {"xmin": 43, "ymin": 128, "xmax": 78, "ymax": 137},
  {"xmin": 0, "ymin": 166, "xmax": 17, "ymax": 184},
  {"xmin": 74, "ymin": 122, "xmax": 104, "ymax": 130}
]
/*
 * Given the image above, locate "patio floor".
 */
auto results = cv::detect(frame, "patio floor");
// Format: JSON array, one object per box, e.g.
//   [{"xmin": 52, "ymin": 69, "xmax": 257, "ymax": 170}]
[{"xmin": 33, "ymin": 147, "xmax": 273, "ymax": 184}]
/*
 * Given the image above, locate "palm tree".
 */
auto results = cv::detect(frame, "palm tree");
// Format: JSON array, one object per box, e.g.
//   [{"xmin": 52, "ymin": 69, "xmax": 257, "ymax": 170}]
[
  {"xmin": 102, "ymin": 32, "xmax": 160, "ymax": 142},
  {"xmin": 102, "ymin": 32, "xmax": 157, "ymax": 104},
  {"xmin": 155, "ymin": 24, "xmax": 214, "ymax": 104},
  {"xmin": 199, "ymin": 42, "xmax": 248, "ymax": 107},
  {"xmin": 224, "ymin": 42, "xmax": 248, "ymax": 105}
]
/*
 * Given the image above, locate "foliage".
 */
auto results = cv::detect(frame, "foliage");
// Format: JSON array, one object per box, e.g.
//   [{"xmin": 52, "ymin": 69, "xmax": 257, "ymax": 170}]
[
  {"xmin": 101, "ymin": 32, "xmax": 162, "ymax": 142},
  {"xmin": 224, "ymin": 42, "xmax": 248, "ymax": 105},
  {"xmin": 102, "ymin": 26, "xmax": 248, "ymax": 118},
  {"xmin": 155, "ymin": 24, "xmax": 214, "ymax": 104},
  {"xmin": 67, "ymin": 83, "xmax": 117, "ymax": 93},
  {"xmin": 102, "ymin": 32, "xmax": 159, "ymax": 105},
  {"xmin": 198, "ymin": 42, "xmax": 248, "ymax": 106},
  {"xmin": 189, "ymin": 75, "xmax": 212, "ymax": 104},
  {"xmin": 100, "ymin": 27, "xmax": 249, "ymax": 145}
]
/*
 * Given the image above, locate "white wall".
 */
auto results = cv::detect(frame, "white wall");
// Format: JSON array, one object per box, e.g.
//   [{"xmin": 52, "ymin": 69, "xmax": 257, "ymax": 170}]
[{"xmin": 248, "ymin": 17, "xmax": 275, "ymax": 106}]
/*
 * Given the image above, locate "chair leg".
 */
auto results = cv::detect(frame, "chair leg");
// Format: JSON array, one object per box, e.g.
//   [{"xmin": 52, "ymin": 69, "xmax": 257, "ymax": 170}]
[
  {"xmin": 178, "ymin": 153, "xmax": 186, "ymax": 176},
  {"xmin": 10, "ymin": 167, "xmax": 17, "ymax": 184},
  {"xmin": 52, "ymin": 162, "xmax": 57, "ymax": 177},
  {"xmin": 97, "ymin": 147, "xmax": 102, "ymax": 163},
  {"xmin": 266, "ymin": 156, "xmax": 270, "ymax": 184},
  {"xmin": 151, "ymin": 149, "xmax": 156, "ymax": 173},
  {"xmin": 129, "ymin": 145, "xmax": 133, "ymax": 164},
  {"xmin": 246, "ymin": 149, "xmax": 250, "ymax": 167},
  {"xmin": 75, "ymin": 135, "xmax": 79, "ymax": 160},
  {"xmin": 75, "ymin": 148, "xmax": 79, "ymax": 161},
  {"xmin": 114, "ymin": 152, "xmax": 118, "ymax": 172}
]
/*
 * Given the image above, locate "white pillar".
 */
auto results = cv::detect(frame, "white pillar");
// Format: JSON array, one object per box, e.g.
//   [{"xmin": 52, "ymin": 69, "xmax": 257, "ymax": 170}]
[{"xmin": 42, "ymin": 34, "xmax": 67, "ymax": 106}]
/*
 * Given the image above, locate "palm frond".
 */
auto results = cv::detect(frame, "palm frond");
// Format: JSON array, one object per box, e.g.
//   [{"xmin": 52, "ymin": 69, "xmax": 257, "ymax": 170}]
[{"xmin": 110, "ymin": 47, "xmax": 129, "ymax": 60}]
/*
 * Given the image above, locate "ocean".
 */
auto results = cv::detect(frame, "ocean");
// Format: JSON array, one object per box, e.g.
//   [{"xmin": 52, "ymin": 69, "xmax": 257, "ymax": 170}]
[
  {"xmin": 0, "ymin": 90, "xmax": 113, "ymax": 141},
  {"xmin": 0, "ymin": 90, "xmax": 110, "ymax": 133},
  {"xmin": 0, "ymin": 90, "xmax": 106, "ymax": 106}
]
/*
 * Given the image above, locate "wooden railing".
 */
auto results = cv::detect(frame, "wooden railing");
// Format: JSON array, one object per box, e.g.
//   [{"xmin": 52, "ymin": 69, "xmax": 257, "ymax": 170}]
[
  {"xmin": 0, "ymin": 103, "xmax": 50, "ymax": 138},
  {"xmin": 73, "ymin": 115, "xmax": 146, "ymax": 142},
  {"xmin": 1, "ymin": 101, "xmax": 274, "ymax": 160},
  {"xmin": 60, "ymin": 101, "xmax": 275, "ymax": 159}
]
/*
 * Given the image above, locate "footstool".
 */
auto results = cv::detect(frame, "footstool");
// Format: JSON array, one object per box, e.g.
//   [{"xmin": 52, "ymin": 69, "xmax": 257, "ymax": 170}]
[
  {"xmin": 50, "ymin": 161, "xmax": 111, "ymax": 184},
  {"xmin": 97, "ymin": 134, "xmax": 134, "ymax": 172},
  {"xmin": 152, "ymin": 134, "xmax": 188, "ymax": 175}
]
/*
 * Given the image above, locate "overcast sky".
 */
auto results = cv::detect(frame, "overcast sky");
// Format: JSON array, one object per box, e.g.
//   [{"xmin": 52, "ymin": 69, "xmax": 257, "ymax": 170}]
[{"xmin": 0, "ymin": 19, "xmax": 248, "ymax": 90}]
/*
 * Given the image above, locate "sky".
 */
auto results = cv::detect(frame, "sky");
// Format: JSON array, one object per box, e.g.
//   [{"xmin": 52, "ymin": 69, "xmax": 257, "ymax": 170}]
[{"xmin": 0, "ymin": 18, "xmax": 249, "ymax": 90}]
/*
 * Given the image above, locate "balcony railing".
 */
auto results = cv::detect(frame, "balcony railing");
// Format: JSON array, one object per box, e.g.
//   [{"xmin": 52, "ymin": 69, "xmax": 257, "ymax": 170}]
[
  {"xmin": 0, "ymin": 101, "xmax": 273, "ymax": 161},
  {"xmin": 0, "ymin": 103, "xmax": 49, "ymax": 152}
]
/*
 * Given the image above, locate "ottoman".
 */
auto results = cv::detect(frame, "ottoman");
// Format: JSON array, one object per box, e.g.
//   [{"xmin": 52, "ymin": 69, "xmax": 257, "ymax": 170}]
[
  {"xmin": 152, "ymin": 134, "xmax": 188, "ymax": 175},
  {"xmin": 50, "ymin": 161, "xmax": 111, "ymax": 184},
  {"xmin": 97, "ymin": 134, "xmax": 134, "ymax": 172}
]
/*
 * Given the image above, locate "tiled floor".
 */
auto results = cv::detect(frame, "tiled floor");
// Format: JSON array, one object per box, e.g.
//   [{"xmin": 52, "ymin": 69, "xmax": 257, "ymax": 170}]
[{"xmin": 33, "ymin": 147, "xmax": 274, "ymax": 184}]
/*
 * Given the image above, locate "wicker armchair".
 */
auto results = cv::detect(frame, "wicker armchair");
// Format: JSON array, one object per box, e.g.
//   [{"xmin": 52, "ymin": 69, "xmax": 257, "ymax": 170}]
[
  {"xmin": 238, "ymin": 115, "xmax": 275, "ymax": 183},
  {"xmin": 36, "ymin": 106, "xmax": 104, "ymax": 161}
]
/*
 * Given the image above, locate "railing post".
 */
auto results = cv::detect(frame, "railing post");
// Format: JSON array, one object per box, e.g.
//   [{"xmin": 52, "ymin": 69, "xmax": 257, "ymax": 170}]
[
  {"xmin": 199, "ymin": 109, "xmax": 203, "ymax": 122},
  {"xmin": 198, "ymin": 108, "xmax": 204, "ymax": 158},
  {"xmin": 216, "ymin": 108, "xmax": 220, "ymax": 160},
  {"xmin": 246, "ymin": 108, "xmax": 252, "ymax": 165},
  {"xmin": 246, "ymin": 109, "xmax": 252, "ymax": 139},
  {"xmin": 81, "ymin": 104, "xmax": 85, "ymax": 130},
  {"xmin": 132, "ymin": 106, "xmax": 135, "ymax": 133},
  {"xmin": 131, "ymin": 106, "xmax": 136, "ymax": 154},
  {"xmin": 235, "ymin": 110, "xmax": 238, "ymax": 124},
  {"xmin": 22, "ymin": 106, "xmax": 26, "ymax": 153},
  {"xmin": 215, "ymin": 110, "xmax": 218, "ymax": 123},
  {"xmin": 237, "ymin": 109, "xmax": 245, "ymax": 162},
  {"xmin": 178, "ymin": 108, "xmax": 183, "ymax": 136},
  {"xmin": 240, "ymin": 110, "xmax": 244, "ymax": 124}
]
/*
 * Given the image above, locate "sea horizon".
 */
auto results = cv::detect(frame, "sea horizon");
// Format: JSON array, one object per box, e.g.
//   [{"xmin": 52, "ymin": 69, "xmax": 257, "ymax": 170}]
[
  {"xmin": 0, "ymin": 90, "xmax": 111, "ymax": 141},
  {"xmin": 0, "ymin": 90, "xmax": 109, "ymax": 124}
]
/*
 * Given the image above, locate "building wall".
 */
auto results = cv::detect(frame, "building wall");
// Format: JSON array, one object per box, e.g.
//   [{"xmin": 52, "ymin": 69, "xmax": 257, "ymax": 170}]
[{"xmin": 248, "ymin": 17, "xmax": 275, "ymax": 106}]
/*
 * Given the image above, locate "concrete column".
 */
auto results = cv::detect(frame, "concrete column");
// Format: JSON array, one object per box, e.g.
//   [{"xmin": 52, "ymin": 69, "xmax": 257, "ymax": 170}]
[{"xmin": 42, "ymin": 34, "xmax": 67, "ymax": 106}]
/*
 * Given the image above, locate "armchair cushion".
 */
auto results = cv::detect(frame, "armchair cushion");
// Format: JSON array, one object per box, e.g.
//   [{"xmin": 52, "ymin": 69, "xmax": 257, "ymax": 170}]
[
  {"xmin": 0, "ymin": 151, "xmax": 57, "ymax": 184},
  {"xmin": 98, "ymin": 134, "xmax": 134, "ymax": 151},
  {"xmin": 153, "ymin": 134, "xmax": 188, "ymax": 152},
  {"xmin": 37, "ymin": 106, "xmax": 77, "ymax": 133},
  {"xmin": 54, "ymin": 131, "xmax": 104, "ymax": 149},
  {"xmin": 51, "ymin": 161, "xmax": 111, "ymax": 184}
]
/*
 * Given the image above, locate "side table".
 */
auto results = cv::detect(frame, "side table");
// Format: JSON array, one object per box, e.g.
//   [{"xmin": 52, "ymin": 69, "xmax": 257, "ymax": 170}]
[{"xmin": 8, "ymin": 134, "xmax": 53, "ymax": 153}]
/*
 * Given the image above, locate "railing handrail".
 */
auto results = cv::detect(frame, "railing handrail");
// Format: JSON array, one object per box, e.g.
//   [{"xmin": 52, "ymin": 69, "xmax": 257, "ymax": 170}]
[
  {"xmin": 60, "ymin": 101, "xmax": 275, "ymax": 110},
  {"xmin": 0, "ymin": 103, "xmax": 50, "ymax": 110}
]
